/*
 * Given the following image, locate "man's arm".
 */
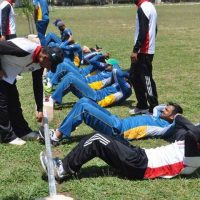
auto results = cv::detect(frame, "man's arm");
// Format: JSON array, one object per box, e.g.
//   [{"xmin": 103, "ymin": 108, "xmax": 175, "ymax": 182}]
[
  {"xmin": 153, "ymin": 104, "xmax": 166, "ymax": 117},
  {"xmin": 133, "ymin": 8, "xmax": 149, "ymax": 53},
  {"xmin": 32, "ymin": 68, "xmax": 44, "ymax": 122},
  {"xmin": 131, "ymin": 8, "xmax": 149, "ymax": 63}
]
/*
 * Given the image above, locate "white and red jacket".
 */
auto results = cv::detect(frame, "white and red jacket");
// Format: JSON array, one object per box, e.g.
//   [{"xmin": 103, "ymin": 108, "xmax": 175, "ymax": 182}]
[
  {"xmin": 144, "ymin": 140, "xmax": 200, "ymax": 179},
  {"xmin": 0, "ymin": 0, "xmax": 16, "ymax": 36},
  {"xmin": 133, "ymin": 0, "xmax": 157, "ymax": 54},
  {"xmin": 0, "ymin": 37, "xmax": 43, "ymax": 112}
]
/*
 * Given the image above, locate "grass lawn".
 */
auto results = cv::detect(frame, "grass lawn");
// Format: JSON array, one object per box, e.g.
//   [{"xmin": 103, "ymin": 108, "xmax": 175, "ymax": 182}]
[{"xmin": 0, "ymin": 3, "xmax": 200, "ymax": 200}]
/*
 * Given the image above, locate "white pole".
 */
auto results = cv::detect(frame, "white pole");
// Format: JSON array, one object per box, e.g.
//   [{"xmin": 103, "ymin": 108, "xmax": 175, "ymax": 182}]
[{"xmin": 43, "ymin": 110, "xmax": 57, "ymax": 197}]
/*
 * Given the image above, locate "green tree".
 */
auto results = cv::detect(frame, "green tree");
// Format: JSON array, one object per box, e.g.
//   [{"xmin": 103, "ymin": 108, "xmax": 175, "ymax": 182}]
[{"xmin": 21, "ymin": 0, "xmax": 35, "ymax": 34}]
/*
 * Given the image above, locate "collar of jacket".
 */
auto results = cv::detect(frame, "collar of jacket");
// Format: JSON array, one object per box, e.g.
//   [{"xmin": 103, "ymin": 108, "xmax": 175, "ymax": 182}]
[
  {"xmin": 32, "ymin": 46, "xmax": 42, "ymax": 63},
  {"xmin": 136, "ymin": 0, "xmax": 149, "ymax": 7}
]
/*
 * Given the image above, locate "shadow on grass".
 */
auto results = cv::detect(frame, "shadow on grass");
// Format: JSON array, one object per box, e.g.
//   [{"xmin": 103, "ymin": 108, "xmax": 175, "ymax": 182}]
[
  {"xmin": 38, "ymin": 134, "xmax": 86, "ymax": 146},
  {"xmin": 54, "ymin": 101, "xmax": 76, "ymax": 110},
  {"xmin": 41, "ymin": 165, "xmax": 119, "ymax": 184},
  {"xmin": 55, "ymin": 99, "xmax": 135, "ymax": 110},
  {"xmin": 41, "ymin": 165, "xmax": 200, "ymax": 185}
]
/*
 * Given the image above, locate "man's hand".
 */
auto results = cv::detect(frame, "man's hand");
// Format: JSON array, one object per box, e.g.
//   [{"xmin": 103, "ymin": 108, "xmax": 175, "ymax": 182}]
[
  {"xmin": 0, "ymin": 70, "xmax": 6, "ymax": 80},
  {"xmin": 103, "ymin": 52, "xmax": 110, "ymax": 59},
  {"xmin": 0, "ymin": 36, "xmax": 6, "ymax": 41},
  {"xmin": 130, "ymin": 52, "xmax": 138, "ymax": 63},
  {"xmin": 36, "ymin": 111, "xmax": 43, "ymax": 123},
  {"xmin": 105, "ymin": 64, "xmax": 112, "ymax": 71}
]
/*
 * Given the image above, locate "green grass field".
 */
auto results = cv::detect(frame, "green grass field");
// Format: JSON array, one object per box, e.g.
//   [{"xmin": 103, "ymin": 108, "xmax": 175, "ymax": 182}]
[{"xmin": 0, "ymin": 3, "xmax": 200, "ymax": 200}]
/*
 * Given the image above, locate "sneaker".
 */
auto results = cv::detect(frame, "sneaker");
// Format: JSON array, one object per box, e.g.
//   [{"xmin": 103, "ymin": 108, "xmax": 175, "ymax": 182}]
[
  {"xmin": 40, "ymin": 151, "xmax": 48, "ymax": 173},
  {"xmin": 39, "ymin": 127, "xmax": 60, "ymax": 146},
  {"xmin": 21, "ymin": 131, "xmax": 40, "ymax": 141},
  {"xmin": 53, "ymin": 157, "xmax": 68, "ymax": 181},
  {"xmin": 129, "ymin": 107, "xmax": 149, "ymax": 115},
  {"xmin": 9, "ymin": 137, "xmax": 26, "ymax": 145},
  {"xmin": 16, "ymin": 75, "xmax": 23, "ymax": 80},
  {"xmin": 40, "ymin": 151, "xmax": 68, "ymax": 182}
]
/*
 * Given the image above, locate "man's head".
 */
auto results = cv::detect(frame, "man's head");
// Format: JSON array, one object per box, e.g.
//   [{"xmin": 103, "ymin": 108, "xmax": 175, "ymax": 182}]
[
  {"xmin": 160, "ymin": 102, "xmax": 183, "ymax": 122},
  {"xmin": 53, "ymin": 19, "xmax": 65, "ymax": 31},
  {"xmin": 38, "ymin": 47, "xmax": 64, "ymax": 73}
]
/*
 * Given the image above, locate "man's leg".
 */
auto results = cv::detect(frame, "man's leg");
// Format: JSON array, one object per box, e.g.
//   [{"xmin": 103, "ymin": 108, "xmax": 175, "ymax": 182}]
[
  {"xmin": 45, "ymin": 32, "xmax": 62, "ymax": 46},
  {"xmin": 112, "ymin": 69, "xmax": 132, "ymax": 99},
  {"xmin": 140, "ymin": 54, "xmax": 158, "ymax": 112},
  {"xmin": 36, "ymin": 20, "xmax": 49, "ymax": 46},
  {"xmin": 51, "ymin": 73, "xmax": 97, "ymax": 104},
  {"xmin": 129, "ymin": 57, "xmax": 148, "ymax": 110},
  {"xmin": 58, "ymin": 97, "xmax": 122, "ymax": 138},
  {"xmin": 0, "ymin": 81, "xmax": 18, "ymax": 142},
  {"xmin": 7, "ymin": 82, "xmax": 32, "ymax": 138},
  {"xmin": 62, "ymin": 133, "xmax": 148, "ymax": 179}
]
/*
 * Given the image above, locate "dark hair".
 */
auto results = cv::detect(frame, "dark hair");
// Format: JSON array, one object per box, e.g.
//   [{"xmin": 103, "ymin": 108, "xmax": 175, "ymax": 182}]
[
  {"xmin": 167, "ymin": 102, "xmax": 183, "ymax": 115},
  {"xmin": 43, "ymin": 47, "xmax": 64, "ymax": 73}
]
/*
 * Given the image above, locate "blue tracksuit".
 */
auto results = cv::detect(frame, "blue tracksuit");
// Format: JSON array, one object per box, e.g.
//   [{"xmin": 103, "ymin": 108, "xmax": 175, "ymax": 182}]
[
  {"xmin": 51, "ymin": 68, "xmax": 132, "ymax": 107},
  {"xmin": 33, "ymin": 0, "xmax": 49, "ymax": 46},
  {"xmin": 48, "ymin": 54, "xmax": 120, "ymax": 90},
  {"xmin": 45, "ymin": 27, "xmax": 73, "ymax": 46},
  {"xmin": 58, "ymin": 98, "xmax": 174, "ymax": 140}
]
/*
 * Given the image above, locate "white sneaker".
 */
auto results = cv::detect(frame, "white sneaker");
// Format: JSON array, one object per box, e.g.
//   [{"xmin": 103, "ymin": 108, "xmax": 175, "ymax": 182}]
[
  {"xmin": 9, "ymin": 137, "xmax": 26, "ymax": 145},
  {"xmin": 16, "ymin": 75, "xmax": 23, "ymax": 80},
  {"xmin": 129, "ymin": 107, "xmax": 149, "ymax": 115},
  {"xmin": 40, "ymin": 151, "xmax": 69, "ymax": 182},
  {"xmin": 21, "ymin": 131, "xmax": 40, "ymax": 141}
]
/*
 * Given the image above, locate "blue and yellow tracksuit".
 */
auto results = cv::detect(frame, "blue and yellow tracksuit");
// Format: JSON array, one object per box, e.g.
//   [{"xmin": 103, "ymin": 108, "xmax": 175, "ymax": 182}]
[
  {"xmin": 51, "ymin": 68, "xmax": 132, "ymax": 107},
  {"xmin": 58, "ymin": 98, "xmax": 174, "ymax": 140},
  {"xmin": 33, "ymin": 0, "xmax": 49, "ymax": 46},
  {"xmin": 48, "ymin": 54, "xmax": 120, "ymax": 90},
  {"xmin": 45, "ymin": 27, "xmax": 73, "ymax": 46}
]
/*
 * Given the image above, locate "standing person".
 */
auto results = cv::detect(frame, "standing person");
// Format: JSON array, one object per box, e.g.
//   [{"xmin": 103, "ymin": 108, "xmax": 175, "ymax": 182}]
[
  {"xmin": 0, "ymin": 37, "xmax": 64, "ymax": 145},
  {"xmin": 129, "ymin": 0, "xmax": 158, "ymax": 115},
  {"xmin": 0, "ymin": 0, "xmax": 16, "ymax": 41},
  {"xmin": 33, "ymin": 0, "xmax": 49, "ymax": 46}
]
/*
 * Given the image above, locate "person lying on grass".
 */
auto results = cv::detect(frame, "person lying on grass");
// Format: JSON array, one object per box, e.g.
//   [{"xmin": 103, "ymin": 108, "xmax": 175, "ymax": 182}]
[
  {"xmin": 40, "ymin": 115, "xmax": 200, "ymax": 182},
  {"xmin": 49, "ymin": 68, "xmax": 132, "ymax": 108},
  {"xmin": 39, "ymin": 97, "xmax": 183, "ymax": 145}
]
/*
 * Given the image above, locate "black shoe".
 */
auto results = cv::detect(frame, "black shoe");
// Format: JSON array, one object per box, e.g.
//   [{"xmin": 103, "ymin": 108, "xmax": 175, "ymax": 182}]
[
  {"xmin": 96, "ymin": 44, "xmax": 102, "ymax": 50},
  {"xmin": 21, "ymin": 131, "xmax": 40, "ymax": 141}
]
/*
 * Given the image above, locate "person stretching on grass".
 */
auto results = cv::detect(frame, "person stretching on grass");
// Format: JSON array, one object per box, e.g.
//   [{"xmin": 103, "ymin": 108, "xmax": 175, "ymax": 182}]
[
  {"xmin": 50, "ymin": 67, "xmax": 132, "ymax": 108},
  {"xmin": 39, "ymin": 97, "xmax": 183, "ymax": 145},
  {"xmin": 40, "ymin": 114, "xmax": 200, "ymax": 181}
]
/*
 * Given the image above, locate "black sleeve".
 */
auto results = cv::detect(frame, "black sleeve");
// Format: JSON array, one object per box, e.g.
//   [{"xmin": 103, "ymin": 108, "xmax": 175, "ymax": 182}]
[
  {"xmin": 133, "ymin": 7, "xmax": 149, "ymax": 53},
  {"xmin": 32, "ymin": 68, "xmax": 44, "ymax": 112},
  {"xmin": 0, "ymin": 40, "xmax": 30, "ymax": 70},
  {"xmin": 1, "ymin": 4, "xmax": 11, "ymax": 36}
]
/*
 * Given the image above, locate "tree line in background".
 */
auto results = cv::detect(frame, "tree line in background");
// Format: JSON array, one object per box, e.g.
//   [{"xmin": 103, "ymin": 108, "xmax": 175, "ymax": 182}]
[{"xmin": 14, "ymin": 0, "xmax": 200, "ymax": 7}]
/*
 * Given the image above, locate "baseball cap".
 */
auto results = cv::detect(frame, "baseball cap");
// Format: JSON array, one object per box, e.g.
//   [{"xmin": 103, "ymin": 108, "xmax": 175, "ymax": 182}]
[
  {"xmin": 53, "ymin": 19, "xmax": 65, "ymax": 27},
  {"xmin": 45, "ymin": 47, "xmax": 64, "ymax": 73}
]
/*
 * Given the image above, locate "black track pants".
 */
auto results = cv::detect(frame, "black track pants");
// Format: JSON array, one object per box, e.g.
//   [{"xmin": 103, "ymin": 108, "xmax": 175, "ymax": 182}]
[
  {"xmin": 129, "ymin": 53, "xmax": 158, "ymax": 112},
  {"xmin": 0, "ymin": 80, "xmax": 32, "ymax": 142},
  {"xmin": 62, "ymin": 133, "xmax": 148, "ymax": 179}
]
